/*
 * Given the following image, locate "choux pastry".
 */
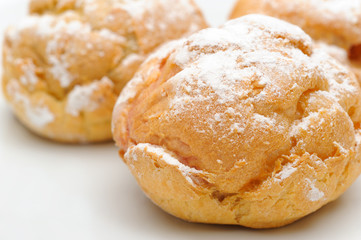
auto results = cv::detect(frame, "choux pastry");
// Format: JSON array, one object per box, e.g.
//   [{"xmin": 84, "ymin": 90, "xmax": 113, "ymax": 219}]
[
  {"xmin": 2, "ymin": 0, "xmax": 207, "ymax": 143},
  {"xmin": 112, "ymin": 15, "xmax": 361, "ymax": 228},
  {"xmin": 230, "ymin": 0, "xmax": 361, "ymax": 83}
]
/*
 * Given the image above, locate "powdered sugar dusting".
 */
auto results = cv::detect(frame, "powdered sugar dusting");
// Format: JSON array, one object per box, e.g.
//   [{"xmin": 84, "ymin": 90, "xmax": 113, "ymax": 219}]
[
  {"xmin": 312, "ymin": 0, "xmax": 361, "ymax": 24},
  {"xmin": 113, "ymin": 14, "xmax": 360, "ymax": 189},
  {"xmin": 44, "ymin": 19, "xmax": 91, "ymax": 87},
  {"xmin": 265, "ymin": 0, "xmax": 361, "ymax": 25},
  {"xmin": 276, "ymin": 163, "xmax": 297, "ymax": 181},
  {"xmin": 7, "ymin": 15, "xmax": 125, "ymax": 88},
  {"xmin": 98, "ymin": 28, "xmax": 126, "ymax": 44},
  {"xmin": 315, "ymin": 42, "xmax": 349, "ymax": 65},
  {"xmin": 126, "ymin": 143, "xmax": 203, "ymax": 185},
  {"xmin": 114, "ymin": 14, "xmax": 360, "ymax": 147},
  {"xmin": 291, "ymin": 111, "xmax": 322, "ymax": 135},
  {"xmin": 355, "ymin": 132, "xmax": 361, "ymax": 147},
  {"xmin": 119, "ymin": 0, "xmax": 200, "ymax": 32},
  {"xmin": 47, "ymin": 41, "xmax": 74, "ymax": 88},
  {"xmin": 19, "ymin": 61, "xmax": 38, "ymax": 87},
  {"xmin": 118, "ymin": 0, "xmax": 147, "ymax": 19},
  {"xmin": 167, "ymin": 15, "xmax": 314, "ymax": 118},
  {"xmin": 7, "ymin": 80, "xmax": 54, "ymax": 128},
  {"xmin": 66, "ymin": 77, "xmax": 114, "ymax": 116},
  {"xmin": 305, "ymin": 178, "xmax": 325, "ymax": 202},
  {"xmin": 121, "ymin": 53, "xmax": 144, "ymax": 68},
  {"xmin": 12, "ymin": 16, "xmax": 93, "ymax": 87},
  {"xmin": 313, "ymin": 49, "xmax": 356, "ymax": 96},
  {"xmin": 159, "ymin": 14, "xmax": 357, "ymax": 128},
  {"xmin": 9, "ymin": 15, "xmax": 92, "ymax": 40}
]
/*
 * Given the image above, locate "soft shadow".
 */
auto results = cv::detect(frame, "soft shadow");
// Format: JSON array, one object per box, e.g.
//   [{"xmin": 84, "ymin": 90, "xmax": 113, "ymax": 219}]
[
  {"xmin": 2, "ymin": 111, "xmax": 116, "ymax": 150},
  {"xmin": 3, "ymin": 107, "xmax": 353, "ymax": 238},
  {"xmin": 102, "ymin": 175, "xmax": 350, "ymax": 240}
]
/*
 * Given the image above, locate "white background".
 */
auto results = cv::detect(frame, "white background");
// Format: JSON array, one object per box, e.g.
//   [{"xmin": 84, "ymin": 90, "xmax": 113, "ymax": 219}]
[{"xmin": 0, "ymin": 0, "xmax": 361, "ymax": 239}]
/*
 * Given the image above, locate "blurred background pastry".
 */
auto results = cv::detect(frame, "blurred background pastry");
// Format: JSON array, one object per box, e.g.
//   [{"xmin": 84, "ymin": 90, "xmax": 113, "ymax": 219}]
[
  {"xmin": 2, "ymin": 0, "xmax": 207, "ymax": 143},
  {"xmin": 112, "ymin": 15, "xmax": 361, "ymax": 228}
]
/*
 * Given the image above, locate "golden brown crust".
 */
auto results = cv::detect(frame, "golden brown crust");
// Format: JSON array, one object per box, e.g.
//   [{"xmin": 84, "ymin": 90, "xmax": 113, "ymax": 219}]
[
  {"xmin": 2, "ymin": 0, "xmax": 207, "ymax": 143},
  {"xmin": 112, "ymin": 15, "xmax": 361, "ymax": 228},
  {"xmin": 230, "ymin": 0, "xmax": 361, "ymax": 50},
  {"xmin": 314, "ymin": 42, "xmax": 361, "ymax": 85},
  {"xmin": 230, "ymin": 0, "xmax": 361, "ymax": 84}
]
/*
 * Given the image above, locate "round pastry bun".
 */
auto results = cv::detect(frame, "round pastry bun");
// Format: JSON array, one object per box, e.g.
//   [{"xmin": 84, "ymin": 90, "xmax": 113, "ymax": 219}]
[
  {"xmin": 112, "ymin": 15, "xmax": 361, "ymax": 228},
  {"xmin": 230, "ymin": 0, "xmax": 361, "ymax": 83},
  {"xmin": 2, "ymin": 0, "xmax": 207, "ymax": 143}
]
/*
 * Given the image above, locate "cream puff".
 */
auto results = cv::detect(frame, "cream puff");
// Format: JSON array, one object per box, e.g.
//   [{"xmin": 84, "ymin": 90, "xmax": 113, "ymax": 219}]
[
  {"xmin": 230, "ymin": 0, "xmax": 361, "ymax": 83},
  {"xmin": 2, "ymin": 0, "xmax": 207, "ymax": 143},
  {"xmin": 112, "ymin": 15, "xmax": 361, "ymax": 228}
]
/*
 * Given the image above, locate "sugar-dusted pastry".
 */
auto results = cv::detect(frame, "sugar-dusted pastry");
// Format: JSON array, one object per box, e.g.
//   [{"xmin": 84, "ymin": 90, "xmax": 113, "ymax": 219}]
[
  {"xmin": 2, "ymin": 0, "xmax": 207, "ymax": 143},
  {"xmin": 314, "ymin": 42, "xmax": 361, "ymax": 83},
  {"xmin": 112, "ymin": 15, "xmax": 361, "ymax": 228},
  {"xmin": 230, "ymin": 0, "xmax": 361, "ymax": 81},
  {"xmin": 231, "ymin": 0, "xmax": 361, "ymax": 54}
]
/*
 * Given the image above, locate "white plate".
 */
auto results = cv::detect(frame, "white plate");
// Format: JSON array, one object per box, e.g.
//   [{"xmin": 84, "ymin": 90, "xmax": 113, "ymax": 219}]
[{"xmin": 1, "ymin": 1, "xmax": 360, "ymax": 239}]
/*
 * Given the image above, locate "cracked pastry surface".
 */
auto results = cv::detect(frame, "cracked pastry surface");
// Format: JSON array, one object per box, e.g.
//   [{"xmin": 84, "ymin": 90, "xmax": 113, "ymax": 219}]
[
  {"xmin": 112, "ymin": 15, "xmax": 361, "ymax": 228},
  {"xmin": 230, "ymin": 0, "xmax": 361, "ymax": 83},
  {"xmin": 2, "ymin": 0, "xmax": 207, "ymax": 143}
]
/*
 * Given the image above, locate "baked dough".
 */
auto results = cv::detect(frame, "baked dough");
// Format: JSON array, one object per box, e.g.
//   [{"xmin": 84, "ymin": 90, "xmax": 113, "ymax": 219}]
[
  {"xmin": 230, "ymin": 0, "xmax": 361, "ymax": 82},
  {"xmin": 2, "ymin": 0, "xmax": 207, "ymax": 143},
  {"xmin": 112, "ymin": 15, "xmax": 361, "ymax": 228},
  {"xmin": 315, "ymin": 42, "xmax": 361, "ymax": 84}
]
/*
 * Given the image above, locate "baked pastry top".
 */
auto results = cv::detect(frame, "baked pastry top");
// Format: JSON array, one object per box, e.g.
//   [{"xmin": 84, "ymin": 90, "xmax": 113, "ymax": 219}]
[
  {"xmin": 112, "ymin": 14, "xmax": 361, "ymax": 228},
  {"xmin": 230, "ymin": 0, "xmax": 361, "ymax": 87},
  {"xmin": 230, "ymin": 0, "xmax": 361, "ymax": 55},
  {"xmin": 2, "ymin": 0, "xmax": 207, "ymax": 143}
]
